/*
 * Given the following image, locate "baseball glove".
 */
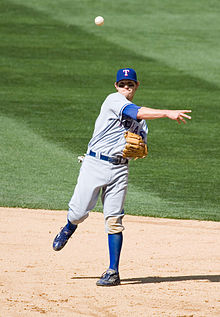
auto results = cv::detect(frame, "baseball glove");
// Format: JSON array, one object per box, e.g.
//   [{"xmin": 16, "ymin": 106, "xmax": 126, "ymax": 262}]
[{"xmin": 122, "ymin": 131, "xmax": 148, "ymax": 160}]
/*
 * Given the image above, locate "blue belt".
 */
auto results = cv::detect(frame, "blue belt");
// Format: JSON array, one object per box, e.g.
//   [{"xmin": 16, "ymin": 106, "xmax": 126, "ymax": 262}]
[{"xmin": 88, "ymin": 150, "xmax": 128, "ymax": 165}]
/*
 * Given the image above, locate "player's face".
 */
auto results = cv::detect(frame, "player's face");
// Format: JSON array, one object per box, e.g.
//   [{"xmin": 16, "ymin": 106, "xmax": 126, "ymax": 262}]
[{"xmin": 115, "ymin": 80, "xmax": 139, "ymax": 101}]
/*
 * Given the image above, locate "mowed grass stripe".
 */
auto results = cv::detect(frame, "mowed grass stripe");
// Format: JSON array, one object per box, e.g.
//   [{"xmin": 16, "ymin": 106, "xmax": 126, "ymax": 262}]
[
  {"xmin": 0, "ymin": 1, "xmax": 219, "ymax": 219},
  {"xmin": 8, "ymin": 0, "xmax": 220, "ymax": 86},
  {"xmin": 0, "ymin": 115, "xmax": 80, "ymax": 209}
]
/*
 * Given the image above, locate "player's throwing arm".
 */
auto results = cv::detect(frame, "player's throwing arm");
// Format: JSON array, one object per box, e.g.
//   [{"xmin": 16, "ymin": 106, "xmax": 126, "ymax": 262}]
[{"xmin": 137, "ymin": 107, "xmax": 191, "ymax": 124}]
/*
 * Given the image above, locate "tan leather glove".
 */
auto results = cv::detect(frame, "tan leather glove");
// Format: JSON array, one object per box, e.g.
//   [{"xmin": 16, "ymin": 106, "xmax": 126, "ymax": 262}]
[{"xmin": 123, "ymin": 131, "xmax": 148, "ymax": 160}]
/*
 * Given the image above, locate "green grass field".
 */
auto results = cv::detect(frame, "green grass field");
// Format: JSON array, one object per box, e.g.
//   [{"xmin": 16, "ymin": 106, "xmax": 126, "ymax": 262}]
[{"xmin": 0, "ymin": 0, "xmax": 220, "ymax": 220}]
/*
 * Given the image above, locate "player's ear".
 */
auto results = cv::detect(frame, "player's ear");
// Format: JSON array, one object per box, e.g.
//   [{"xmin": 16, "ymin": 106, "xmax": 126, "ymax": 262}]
[
  {"xmin": 136, "ymin": 81, "xmax": 140, "ymax": 89},
  {"xmin": 114, "ymin": 82, "xmax": 118, "ymax": 89}
]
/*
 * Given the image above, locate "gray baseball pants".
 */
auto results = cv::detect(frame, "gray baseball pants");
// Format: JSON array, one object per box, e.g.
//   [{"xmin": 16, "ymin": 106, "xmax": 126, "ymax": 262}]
[{"xmin": 68, "ymin": 155, "xmax": 129, "ymax": 233}]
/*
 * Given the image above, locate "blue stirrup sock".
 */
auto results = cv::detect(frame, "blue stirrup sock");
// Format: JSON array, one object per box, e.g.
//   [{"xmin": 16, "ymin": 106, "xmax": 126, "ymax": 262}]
[
  {"xmin": 108, "ymin": 232, "xmax": 123, "ymax": 273},
  {"xmin": 66, "ymin": 220, "xmax": 77, "ymax": 232}
]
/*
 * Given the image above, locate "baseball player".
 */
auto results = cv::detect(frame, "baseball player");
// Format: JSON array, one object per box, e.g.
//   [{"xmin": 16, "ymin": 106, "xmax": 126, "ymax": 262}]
[{"xmin": 53, "ymin": 68, "xmax": 191, "ymax": 286}]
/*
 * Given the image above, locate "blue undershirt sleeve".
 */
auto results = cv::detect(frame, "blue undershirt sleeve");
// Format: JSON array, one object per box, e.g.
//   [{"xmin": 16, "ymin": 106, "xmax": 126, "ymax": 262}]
[{"xmin": 122, "ymin": 103, "xmax": 141, "ymax": 120}]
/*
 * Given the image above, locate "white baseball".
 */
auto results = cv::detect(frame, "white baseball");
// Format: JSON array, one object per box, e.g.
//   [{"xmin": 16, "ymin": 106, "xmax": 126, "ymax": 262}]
[{"xmin": 95, "ymin": 16, "xmax": 104, "ymax": 26}]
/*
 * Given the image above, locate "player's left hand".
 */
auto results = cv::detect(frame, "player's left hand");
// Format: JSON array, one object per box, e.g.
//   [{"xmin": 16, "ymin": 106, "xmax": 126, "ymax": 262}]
[
  {"xmin": 123, "ymin": 131, "xmax": 148, "ymax": 160},
  {"xmin": 167, "ymin": 110, "xmax": 192, "ymax": 124}
]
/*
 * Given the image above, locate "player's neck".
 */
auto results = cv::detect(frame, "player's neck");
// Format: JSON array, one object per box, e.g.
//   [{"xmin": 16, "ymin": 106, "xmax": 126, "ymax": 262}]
[{"xmin": 118, "ymin": 91, "xmax": 134, "ymax": 101}]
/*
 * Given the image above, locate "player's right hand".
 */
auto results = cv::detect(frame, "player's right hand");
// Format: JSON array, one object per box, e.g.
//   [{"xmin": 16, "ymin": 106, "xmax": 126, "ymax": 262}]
[{"xmin": 167, "ymin": 110, "xmax": 192, "ymax": 124}]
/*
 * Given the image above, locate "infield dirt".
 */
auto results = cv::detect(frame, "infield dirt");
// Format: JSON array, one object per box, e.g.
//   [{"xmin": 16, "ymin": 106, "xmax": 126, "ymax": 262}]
[{"xmin": 0, "ymin": 207, "xmax": 220, "ymax": 316}]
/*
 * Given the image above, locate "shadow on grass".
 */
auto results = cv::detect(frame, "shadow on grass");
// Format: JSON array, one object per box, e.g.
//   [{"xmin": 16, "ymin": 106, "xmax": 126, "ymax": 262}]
[{"xmin": 71, "ymin": 274, "xmax": 220, "ymax": 284}]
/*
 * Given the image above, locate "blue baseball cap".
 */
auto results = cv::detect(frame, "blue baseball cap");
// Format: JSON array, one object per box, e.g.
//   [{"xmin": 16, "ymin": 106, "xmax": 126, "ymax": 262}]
[{"xmin": 116, "ymin": 68, "xmax": 137, "ymax": 83}]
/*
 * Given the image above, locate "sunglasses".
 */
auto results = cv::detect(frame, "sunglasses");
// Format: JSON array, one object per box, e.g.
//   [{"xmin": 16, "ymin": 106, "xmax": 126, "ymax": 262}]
[{"xmin": 118, "ymin": 82, "xmax": 135, "ymax": 88}]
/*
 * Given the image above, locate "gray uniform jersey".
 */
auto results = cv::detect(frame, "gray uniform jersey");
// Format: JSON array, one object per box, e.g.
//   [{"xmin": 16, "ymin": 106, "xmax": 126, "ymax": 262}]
[{"xmin": 87, "ymin": 92, "xmax": 148, "ymax": 157}]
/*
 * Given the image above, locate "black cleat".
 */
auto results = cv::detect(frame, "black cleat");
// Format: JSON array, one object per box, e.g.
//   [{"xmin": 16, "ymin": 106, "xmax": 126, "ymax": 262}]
[
  {"xmin": 53, "ymin": 225, "xmax": 75, "ymax": 251},
  {"xmin": 96, "ymin": 269, "xmax": 120, "ymax": 286}
]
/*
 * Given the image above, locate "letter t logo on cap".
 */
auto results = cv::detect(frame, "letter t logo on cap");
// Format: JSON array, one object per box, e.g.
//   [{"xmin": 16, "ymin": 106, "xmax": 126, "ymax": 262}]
[{"xmin": 123, "ymin": 69, "xmax": 130, "ymax": 76}]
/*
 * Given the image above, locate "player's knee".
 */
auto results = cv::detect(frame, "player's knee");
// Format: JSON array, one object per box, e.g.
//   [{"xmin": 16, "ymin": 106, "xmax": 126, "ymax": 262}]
[
  {"xmin": 105, "ymin": 216, "xmax": 125, "ymax": 234},
  {"xmin": 67, "ymin": 208, "xmax": 89, "ymax": 225}
]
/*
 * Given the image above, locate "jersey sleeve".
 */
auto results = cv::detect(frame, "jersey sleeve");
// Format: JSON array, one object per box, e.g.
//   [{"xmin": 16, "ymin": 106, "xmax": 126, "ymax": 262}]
[{"xmin": 122, "ymin": 104, "xmax": 141, "ymax": 120}]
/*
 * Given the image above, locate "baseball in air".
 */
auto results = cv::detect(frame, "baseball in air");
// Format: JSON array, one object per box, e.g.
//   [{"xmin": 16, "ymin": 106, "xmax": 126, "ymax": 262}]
[{"xmin": 95, "ymin": 16, "xmax": 104, "ymax": 26}]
